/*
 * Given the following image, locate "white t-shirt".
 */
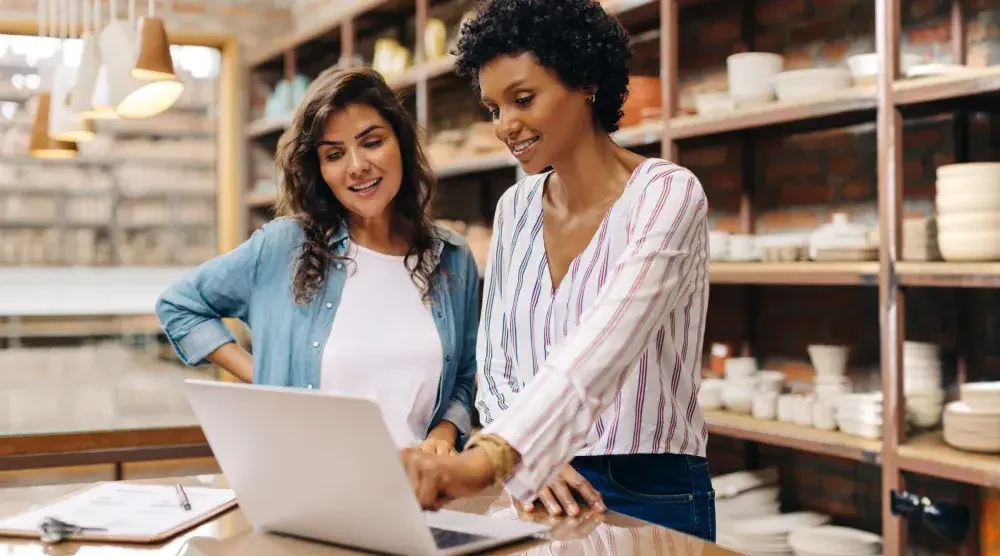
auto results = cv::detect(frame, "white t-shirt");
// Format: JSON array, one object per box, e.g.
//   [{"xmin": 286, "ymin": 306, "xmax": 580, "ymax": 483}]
[{"xmin": 320, "ymin": 243, "xmax": 444, "ymax": 448}]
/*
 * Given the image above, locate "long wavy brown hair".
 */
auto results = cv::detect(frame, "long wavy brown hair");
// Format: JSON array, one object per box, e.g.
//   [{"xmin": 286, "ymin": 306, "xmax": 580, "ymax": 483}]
[{"xmin": 275, "ymin": 66, "xmax": 438, "ymax": 305}]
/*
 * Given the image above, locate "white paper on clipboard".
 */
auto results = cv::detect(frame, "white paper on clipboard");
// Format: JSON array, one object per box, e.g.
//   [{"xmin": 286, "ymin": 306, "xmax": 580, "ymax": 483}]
[{"xmin": 0, "ymin": 482, "xmax": 236, "ymax": 539}]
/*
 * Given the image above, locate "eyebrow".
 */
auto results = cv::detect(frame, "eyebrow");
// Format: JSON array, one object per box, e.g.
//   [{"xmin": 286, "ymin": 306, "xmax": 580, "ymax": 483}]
[
  {"xmin": 482, "ymin": 79, "xmax": 528, "ymax": 103},
  {"xmin": 318, "ymin": 124, "xmax": 384, "ymax": 146}
]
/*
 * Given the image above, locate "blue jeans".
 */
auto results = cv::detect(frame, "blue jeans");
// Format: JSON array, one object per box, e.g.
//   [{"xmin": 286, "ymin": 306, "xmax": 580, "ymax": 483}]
[{"xmin": 571, "ymin": 453, "xmax": 716, "ymax": 542}]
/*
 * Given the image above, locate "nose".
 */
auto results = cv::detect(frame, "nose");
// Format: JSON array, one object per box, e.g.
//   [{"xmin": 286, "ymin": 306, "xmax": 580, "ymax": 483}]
[
  {"xmin": 496, "ymin": 109, "xmax": 522, "ymax": 143},
  {"xmin": 346, "ymin": 148, "xmax": 371, "ymax": 178}
]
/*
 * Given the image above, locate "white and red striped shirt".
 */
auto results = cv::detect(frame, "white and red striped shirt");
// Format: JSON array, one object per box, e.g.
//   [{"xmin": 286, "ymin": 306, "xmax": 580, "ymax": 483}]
[{"xmin": 476, "ymin": 158, "xmax": 710, "ymax": 502}]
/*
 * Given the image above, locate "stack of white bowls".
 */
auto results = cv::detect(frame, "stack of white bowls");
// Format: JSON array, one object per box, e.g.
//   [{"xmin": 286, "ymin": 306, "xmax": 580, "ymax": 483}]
[
  {"xmin": 718, "ymin": 512, "xmax": 832, "ymax": 555},
  {"xmin": 714, "ymin": 468, "xmax": 781, "ymax": 520},
  {"xmin": 943, "ymin": 381, "xmax": 1000, "ymax": 453},
  {"xmin": 721, "ymin": 357, "xmax": 758, "ymax": 414},
  {"xmin": 709, "ymin": 230, "xmax": 730, "ymax": 261},
  {"xmin": 726, "ymin": 52, "xmax": 784, "ymax": 107},
  {"xmin": 807, "ymin": 344, "xmax": 851, "ymax": 398},
  {"xmin": 902, "ymin": 341, "xmax": 945, "ymax": 429},
  {"xmin": 832, "ymin": 391, "xmax": 883, "ymax": 439},
  {"xmin": 788, "ymin": 525, "xmax": 882, "ymax": 556},
  {"xmin": 772, "ymin": 67, "xmax": 853, "ymax": 102},
  {"xmin": 727, "ymin": 233, "xmax": 758, "ymax": 261},
  {"xmin": 935, "ymin": 162, "xmax": 1000, "ymax": 261}
]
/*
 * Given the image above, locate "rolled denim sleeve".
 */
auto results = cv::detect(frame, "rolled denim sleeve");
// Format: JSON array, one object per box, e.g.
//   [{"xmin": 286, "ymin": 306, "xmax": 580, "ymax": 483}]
[
  {"xmin": 156, "ymin": 220, "xmax": 277, "ymax": 366},
  {"xmin": 444, "ymin": 244, "xmax": 482, "ymax": 450}
]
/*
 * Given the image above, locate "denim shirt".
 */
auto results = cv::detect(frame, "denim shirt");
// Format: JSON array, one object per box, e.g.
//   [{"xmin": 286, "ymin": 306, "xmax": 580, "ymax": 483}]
[{"xmin": 155, "ymin": 217, "xmax": 481, "ymax": 446}]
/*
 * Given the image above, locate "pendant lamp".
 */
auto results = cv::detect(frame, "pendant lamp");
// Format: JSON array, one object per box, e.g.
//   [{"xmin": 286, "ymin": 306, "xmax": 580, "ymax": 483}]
[
  {"xmin": 73, "ymin": 0, "xmax": 118, "ymax": 119},
  {"xmin": 29, "ymin": 0, "xmax": 77, "ymax": 158},
  {"xmin": 50, "ymin": 0, "xmax": 96, "ymax": 142},
  {"xmin": 30, "ymin": 92, "xmax": 78, "ymax": 159},
  {"xmin": 132, "ymin": 16, "xmax": 175, "ymax": 80},
  {"xmin": 100, "ymin": 0, "xmax": 182, "ymax": 118},
  {"xmin": 128, "ymin": 0, "xmax": 184, "ymax": 113}
]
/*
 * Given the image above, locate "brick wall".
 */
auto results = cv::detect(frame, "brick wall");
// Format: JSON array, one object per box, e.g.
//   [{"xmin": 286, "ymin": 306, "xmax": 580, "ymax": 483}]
[{"xmin": 0, "ymin": 0, "xmax": 291, "ymax": 45}]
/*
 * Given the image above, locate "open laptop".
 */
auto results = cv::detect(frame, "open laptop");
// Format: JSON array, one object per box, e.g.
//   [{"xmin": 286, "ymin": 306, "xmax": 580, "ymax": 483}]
[{"xmin": 183, "ymin": 379, "xmax": 549, "ymax": 556}]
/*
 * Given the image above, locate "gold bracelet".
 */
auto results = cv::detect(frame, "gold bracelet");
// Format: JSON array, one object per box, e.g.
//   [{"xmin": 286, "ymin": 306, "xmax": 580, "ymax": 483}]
[{"xmin": 466, "ymin": 433, "xmax": 517, "ymax": 482}]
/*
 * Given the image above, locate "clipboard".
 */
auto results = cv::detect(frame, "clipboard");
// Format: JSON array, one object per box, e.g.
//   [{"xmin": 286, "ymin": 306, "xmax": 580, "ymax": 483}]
[{"xmin": 0, "ymin": 481, "xmax": 238, "ymax": 544}]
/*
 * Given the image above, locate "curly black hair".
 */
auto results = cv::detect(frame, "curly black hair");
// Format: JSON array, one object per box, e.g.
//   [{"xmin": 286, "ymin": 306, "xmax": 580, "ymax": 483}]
[
  {"xmin": 454, "ymin": 0, "xmax": 632, "ymax": 133},
  {"xmin": 274, "ymin": 66, "xmax": 437, "ymax": 305}
]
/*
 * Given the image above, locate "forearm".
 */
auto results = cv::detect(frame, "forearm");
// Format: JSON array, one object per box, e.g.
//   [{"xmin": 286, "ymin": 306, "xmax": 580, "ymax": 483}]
[
  {"xmin": 205, "ymin": 342, "xmax": 253, "ymax": 383},
  {"xmin": 427, "ymin": 419, "xmax": 459, "ymax": 446}
]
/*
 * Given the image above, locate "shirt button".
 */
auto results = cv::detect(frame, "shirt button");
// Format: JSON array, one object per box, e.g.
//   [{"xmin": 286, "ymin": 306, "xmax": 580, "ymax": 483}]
[
  {"xmin": 306, "ymin": 384, "xmax": 314, "ymax": 389},
  {"xmin": 436, "ymin": 312, "xmax": 443, "ymax": 318},
  {"xmin": 445, "ymin": 355, "xmax": 451, "ymax": 362},
  {"xmin": 326, "ymin": 302, "xmax": 333, "ymax": 309},
  {"xmin": 335, "ymin": 263, "xmax": 343, "ymax": 270},
  {"xmin": 312, "ymin": 341, "xmax": 320, "ymax": 348}
]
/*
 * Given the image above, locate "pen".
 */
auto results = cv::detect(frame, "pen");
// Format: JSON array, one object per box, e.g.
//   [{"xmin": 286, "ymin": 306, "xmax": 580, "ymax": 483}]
[{"xmin": 175, "ymin": 484, "xmax": 192, "ymax": 511}]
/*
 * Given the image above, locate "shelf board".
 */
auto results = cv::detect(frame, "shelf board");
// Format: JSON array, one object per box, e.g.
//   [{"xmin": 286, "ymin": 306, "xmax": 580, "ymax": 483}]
[
  {"xmin": 247, "ymin": 191, "xmax": 278, "ymax": 209},
  {"xmin": 386, "ymin": 55, "xmax": 456, "ymax": 90},
  {"xmin": 894, "ymin": 65, "xmax": 1000, "ymax": 106},
  {"xmin": 0, "ymin": 267, "xmax": 196, "ymax": 317},
  {"xmin": 435, "ymin": 152, "xmax": 517, "ymax": 179},
  {"xmin": 246, "ymin": 0, "xmax": 390, "ymax": 68},
  {"xmin": 667, "ymin": 85, "xmax": 877, "ymax": 140},
  {"xmin": 704, "ymin": 410, "xmax": 882, "ymax": 463},
  {"xmin": 896, "ymin": 432, "xmax": 1000, "ymax": 488},
  {"xmin": 708, "ymin": 262, "xmax": 879, "ymax": 286},
  {"xmin": 896, "ymin": 262, "xmax": 1000, "ymax": 288},
  {"xmin": 247, "ymin": 114, "xmax": 292, "ymax": 139},
  {"xmin": 613, "ymin": 120, "xmax": 665, "ymax": 147},
  {"xmin": 0, "ymin": 315, "xmax": 162, "ymax": 339}
]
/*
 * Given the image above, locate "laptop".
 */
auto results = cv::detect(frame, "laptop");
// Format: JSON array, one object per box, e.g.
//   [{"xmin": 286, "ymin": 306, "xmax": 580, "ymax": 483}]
[{"xmin": 183, "ymin": 379, "xmax": 549, "ymax": 556}]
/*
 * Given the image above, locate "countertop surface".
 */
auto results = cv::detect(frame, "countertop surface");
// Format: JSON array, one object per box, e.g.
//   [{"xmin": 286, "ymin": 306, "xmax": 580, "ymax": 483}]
[{"xmin": 0, "ymin": 475, "xmax": 737, "ymax": 555}]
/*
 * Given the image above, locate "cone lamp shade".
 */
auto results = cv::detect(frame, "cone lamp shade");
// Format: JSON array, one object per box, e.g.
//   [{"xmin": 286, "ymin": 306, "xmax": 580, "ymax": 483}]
[
  {"xmin": 50, "ymin": 62, "xmax": 96, "ymax": 142},
  {"xmin": 99, "ymin": 19, "xmax": 183, "ymax": 118},
  {"xmin": 72, "ymin": 32, "xmax": 118, "ymax": 119},
  {"xmin": 29, "ymin": 92, "xmax": 78, "ymax": 158},
  {"xmin": 132, "ymin": 17, "xmax": 176, "ymax": 80}
]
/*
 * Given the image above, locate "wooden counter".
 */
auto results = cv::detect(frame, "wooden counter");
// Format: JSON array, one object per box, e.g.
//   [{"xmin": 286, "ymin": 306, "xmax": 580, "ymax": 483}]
[{"xmin": 0, "ymin": 475, "xmax": 736, "ymax": 555}]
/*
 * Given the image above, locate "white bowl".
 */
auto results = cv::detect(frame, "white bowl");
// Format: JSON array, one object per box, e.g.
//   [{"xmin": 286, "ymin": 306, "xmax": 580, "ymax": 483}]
[
  {"xmin": 935, "ymin": 175, "xmax": 1000, "ymax": 201},
  {"xmin": 772, "ymin": 67, "xmax": 853, "ymax": 102},
  {"xmin": 938, "ymin": 230, "xmax": 1000, "ymax": 261},
  {"xmin": 726, "ymin": 52, "xmax": 783, "ymax": 105},
  {"xmin": 808, "ymin": 344, "xmax": 850, "ymax": 376},
  {"xmin": 936, "ymin": 210, "xmax": 1000, "ymax": 233},
  {"xmin": 937, "ymin": 161, "xmax": 1000, "ymax": 181},
  {"xmin": 695, "ymin": 91, "xmax": 734, "ymax": 115},
  {"xmin": 936, "ymin": 190, "xmax": 1000, "ymax": 214},
  {"xmin": 846, "ymin": 52, "xmax": 922, "ymax": 85},
  {"xmin": 960, "ymin": 381, "xmax": 1000, "ymax": 413}
]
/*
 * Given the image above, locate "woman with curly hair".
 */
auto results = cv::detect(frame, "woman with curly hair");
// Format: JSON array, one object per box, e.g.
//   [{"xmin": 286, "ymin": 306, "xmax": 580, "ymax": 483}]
[
  {"xmin": 156, "ymin": 66, "xmax": 480, "ymax": 456},
  {"xmin": 401, "ymin": 0, "xmax": 714, "ymax": 540}
]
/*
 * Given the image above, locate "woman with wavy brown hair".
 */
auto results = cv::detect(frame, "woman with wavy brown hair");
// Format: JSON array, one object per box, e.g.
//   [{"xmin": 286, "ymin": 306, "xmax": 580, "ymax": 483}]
[{"xmin": 156, "ymin": 66, "xmax": 481, "ymax": 455}]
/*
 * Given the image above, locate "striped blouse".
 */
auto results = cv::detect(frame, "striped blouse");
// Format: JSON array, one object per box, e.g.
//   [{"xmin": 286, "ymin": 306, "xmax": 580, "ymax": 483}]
[{"xmin": 476, "ymin": 158, "xmax": 710, "ymax": 502}]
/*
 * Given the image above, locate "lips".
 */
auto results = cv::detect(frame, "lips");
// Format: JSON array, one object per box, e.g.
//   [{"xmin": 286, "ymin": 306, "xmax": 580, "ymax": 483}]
[
  {"xmin": 509, "ymin": 136, "xmax": 539, "ymax": 160},
  {"xmin": 347, "ymin": 177, "xmax": 381, "ymax": 197}
]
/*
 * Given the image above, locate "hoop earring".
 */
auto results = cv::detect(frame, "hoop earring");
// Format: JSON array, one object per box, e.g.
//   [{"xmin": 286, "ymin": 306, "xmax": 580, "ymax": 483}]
[{"xmin": 588, "ymin": 94, "xmax": 596, "ymax": 103}]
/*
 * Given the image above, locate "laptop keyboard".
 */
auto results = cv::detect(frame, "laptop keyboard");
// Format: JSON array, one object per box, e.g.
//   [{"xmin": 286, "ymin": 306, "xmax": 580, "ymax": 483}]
[{"xmin": 430, "ymin": 527, "xmax": 492, "ymax": 549}]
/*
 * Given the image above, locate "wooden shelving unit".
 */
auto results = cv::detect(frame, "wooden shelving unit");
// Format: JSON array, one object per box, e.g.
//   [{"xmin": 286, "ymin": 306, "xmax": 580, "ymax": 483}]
[
  {"xmin": 704, "ymin": 410, "xmax": 882, "ymax": 463},
  {"xmin": 241, "ymin": 2, "xmax": 1000, "ymax": 554}
]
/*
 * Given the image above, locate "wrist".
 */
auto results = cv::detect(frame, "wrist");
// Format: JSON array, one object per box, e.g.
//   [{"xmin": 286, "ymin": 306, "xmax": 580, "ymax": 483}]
[
  {"xmin": 428, "ymin": 420, "xmax": 458, "ymax": 444},
  {"xmin": 465, "ymin": 433, "xmax": 519, "ymax": 482}
]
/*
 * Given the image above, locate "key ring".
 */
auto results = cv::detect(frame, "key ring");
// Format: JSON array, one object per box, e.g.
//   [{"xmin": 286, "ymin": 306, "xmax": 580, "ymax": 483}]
[{"xmin": 38, "ymin": 517, "xmax": 107, "ymax": 544}]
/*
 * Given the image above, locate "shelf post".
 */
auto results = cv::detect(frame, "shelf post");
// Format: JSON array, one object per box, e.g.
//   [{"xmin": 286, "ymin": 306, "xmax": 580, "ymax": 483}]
[
  {"xmin": 660, "ymin": 0, "xmax": 678, "ymax": 161},
  {"xmin": 340, "ymin": 18, "xmax": 356, "ymax": 67},
  {"xmin": 415, "ymin": 0, "xmax": 430, "ymax": 131},
  {"xmin": 876, "ymin": 0, "xmax": 907, "ymax": 554}
]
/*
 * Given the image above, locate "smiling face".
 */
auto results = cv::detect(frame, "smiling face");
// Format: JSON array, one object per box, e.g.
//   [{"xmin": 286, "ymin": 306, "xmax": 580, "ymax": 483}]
[
  {"xmin": 317, "ymin": 103, "xmax": 403, "ymax": 225},
  {"xmin": 478, "ymin": 53, "xmax": 595, "ymax": 174}
]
